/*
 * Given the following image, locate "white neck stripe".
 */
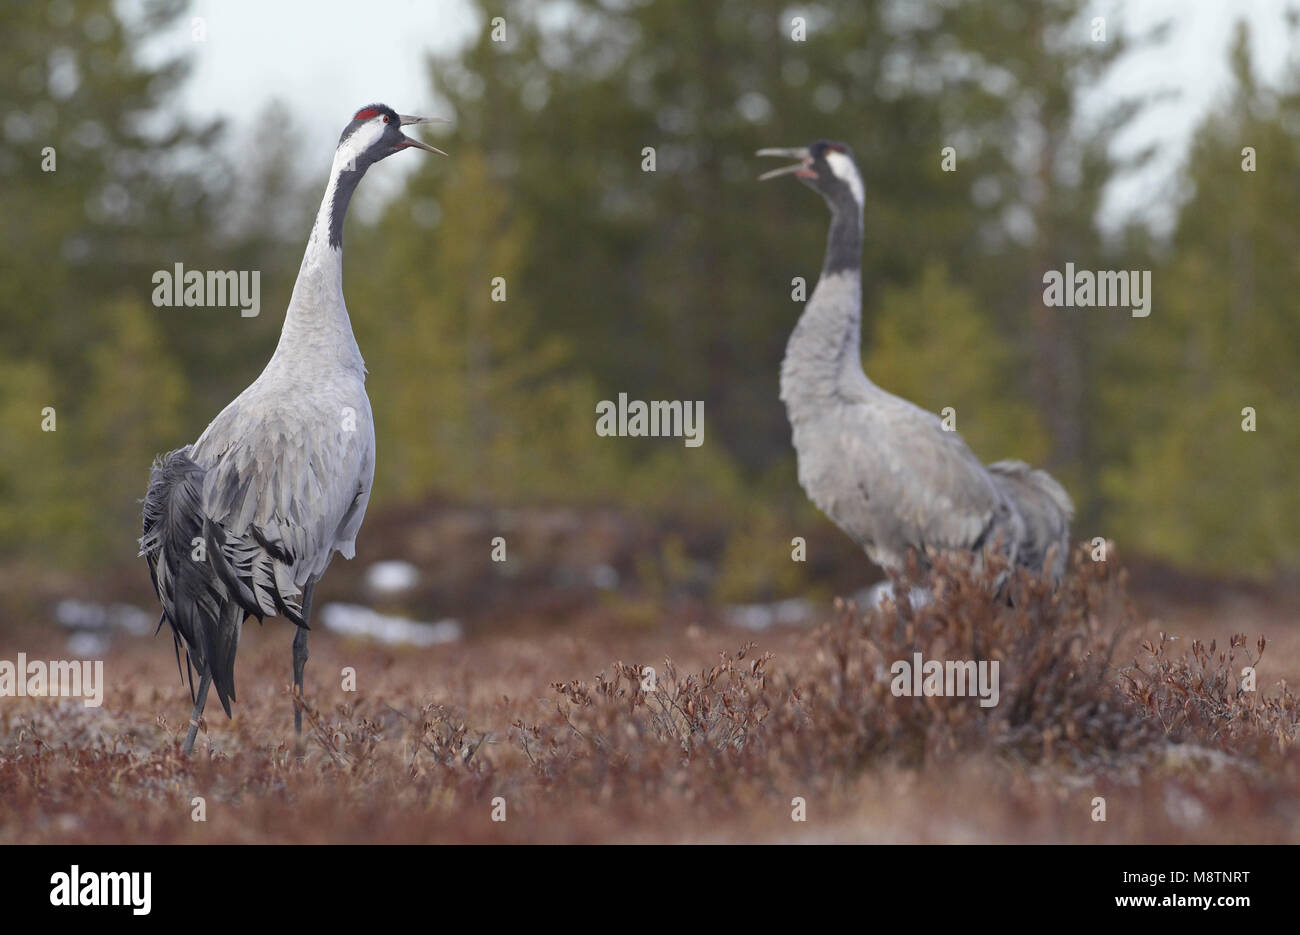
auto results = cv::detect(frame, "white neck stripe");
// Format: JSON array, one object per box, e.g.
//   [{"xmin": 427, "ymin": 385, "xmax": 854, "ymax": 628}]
[{"xmin": 825, "ymin": 151, "xmax": 864, "ymax": 208}]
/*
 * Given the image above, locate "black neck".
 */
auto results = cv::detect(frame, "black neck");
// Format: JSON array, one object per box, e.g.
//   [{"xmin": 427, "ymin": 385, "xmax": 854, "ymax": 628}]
[
  {"xmin": 327, "ymin": 162, "xmax": 369, "ymax": 249},
  {"xmin": 822, "ymin": 200, "xmax": 862, "ymax": 277}
]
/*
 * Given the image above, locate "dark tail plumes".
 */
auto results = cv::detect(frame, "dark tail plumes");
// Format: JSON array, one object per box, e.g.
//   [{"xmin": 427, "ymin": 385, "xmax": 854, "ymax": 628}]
[
  {"xmin": 139, "ymin": 447, "xmax": 244, "ymax": 717},
  {"xmin": 988, "ymin": 460, "xmax": 1074, "ymax": 581}
]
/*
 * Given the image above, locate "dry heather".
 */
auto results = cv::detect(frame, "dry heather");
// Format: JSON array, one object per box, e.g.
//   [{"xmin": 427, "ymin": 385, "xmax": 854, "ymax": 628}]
[{"xmin": 1, "ymin": 548, "xmax": 1298, "ymax": 843}]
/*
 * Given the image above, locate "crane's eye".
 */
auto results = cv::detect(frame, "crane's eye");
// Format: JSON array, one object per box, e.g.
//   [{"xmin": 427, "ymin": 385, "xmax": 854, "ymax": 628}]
[{"xmin": 382, "ymin": 115, "xmax": 390, "ymax": 123}]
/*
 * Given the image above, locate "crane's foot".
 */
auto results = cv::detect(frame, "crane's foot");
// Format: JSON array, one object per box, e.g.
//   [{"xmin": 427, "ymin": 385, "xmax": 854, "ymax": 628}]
[
  {"xmin": 182, "ymin": 719, "xmax": 200, "ymax": 756},
  {"xmin": 181, "ymin": 672, "xmax": 212, "ymax": 757}
]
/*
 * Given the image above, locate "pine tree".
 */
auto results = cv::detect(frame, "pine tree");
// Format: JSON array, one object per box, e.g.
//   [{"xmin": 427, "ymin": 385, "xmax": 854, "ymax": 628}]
[
  {"xmin": 0, "ymin": 0, "xmax": 220, "ymax": 565},
  {"xmin": 1101, "ymin": 22, "xmax": 1300, "ymax": 574}
]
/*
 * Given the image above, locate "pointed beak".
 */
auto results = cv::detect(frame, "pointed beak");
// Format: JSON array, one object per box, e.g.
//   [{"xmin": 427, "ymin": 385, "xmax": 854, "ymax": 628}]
[
  {"xmin": 396, "ymin": 115, "xmax": 449, "ymax": 156},
  {"xmin": 756, "ymin": 147, "xmax": 815, "ymax": 181}
]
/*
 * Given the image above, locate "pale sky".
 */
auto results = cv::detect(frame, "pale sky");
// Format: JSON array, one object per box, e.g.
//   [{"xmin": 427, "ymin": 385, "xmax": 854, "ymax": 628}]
[
  {"xmin": 131, "ymin": 0, "xmax": 1297, "ymax": 233},
  {"xmin": 1091, "ymin": 0, "xmax": 1297, "ymax": 232}
]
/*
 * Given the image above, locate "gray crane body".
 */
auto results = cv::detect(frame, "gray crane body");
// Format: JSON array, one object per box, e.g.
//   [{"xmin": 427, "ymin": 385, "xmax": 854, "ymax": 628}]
[
  {"xmin": 140, "ymin": 105, "xmax": 443, "ymax": 753},
  {"xmin": 189, "ymin": 159, "xmax": 377, "ymax": 597},
  {"xmin": 762, "ymin": 142, "xmax": 1073, "ymax": 582}
]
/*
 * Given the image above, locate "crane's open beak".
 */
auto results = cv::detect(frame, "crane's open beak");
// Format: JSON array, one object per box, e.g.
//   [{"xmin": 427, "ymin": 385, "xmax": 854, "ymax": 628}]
[
  {"xmin": 756, "ymin": 147, "xmax": 815, "ymax": 180},
  {"xmin": 396, "ymin": 115, "xmax": 449, "ymax": 156}
]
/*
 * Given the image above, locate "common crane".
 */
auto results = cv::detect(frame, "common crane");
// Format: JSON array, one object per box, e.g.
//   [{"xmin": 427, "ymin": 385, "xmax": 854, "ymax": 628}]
[
  {"xmin": 140, "ymin": 104, "xmax": 445, "ymax": 754},
  {"xmin": 757, "ymin": 141, "xmax": 1072, "ymax": 589}
]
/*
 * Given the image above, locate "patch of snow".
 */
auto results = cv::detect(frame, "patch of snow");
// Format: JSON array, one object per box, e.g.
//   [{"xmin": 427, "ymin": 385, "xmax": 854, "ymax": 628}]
[
  {"xmin": 320, "ymin": 602, "xmax": 460, "ymax": 647},
  {"xmin": 859, "ymin": 582, "xmax": 932, "ymax": 611},
  {"xmin": 1163, "ymin": 787, "xmax": 1207, "ymax": 830},
  {"xmin": 55, "ymin": 599, "xmax": 108, "ymax": 630},
  {"xmin": 724, "ymin": 597, "xmax": 814, "ymax": 631},
  {"xmin": 55, "ymin": 600, "xmax": 153, "ymax": 636},
  {"xmin": 110, "ymin": 603, "xmax": 154, "ymax": 636},
  {"xmin": 365, "ymin": 560, "xmax": 420, "ymax": 594},
  {"xmin": 67, "ymin": 631, "xmax": 110, "ymax": 656}
]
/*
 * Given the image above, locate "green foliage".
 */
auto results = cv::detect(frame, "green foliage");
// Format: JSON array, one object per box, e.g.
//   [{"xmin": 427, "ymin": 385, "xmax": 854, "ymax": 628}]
[
  {"xmin": 352, "ymin": 147, "xmax": 628, "ymax": 505},
  {"xmin": 424, "ymin": 0, "xmax": 1133, "ymax": 478},
  {"xmin": 713, "ymin": 510, "xmax": 813, "ymax": 604},
  {"xmin": 866, "ymin": 264, "xmax": 1050, "ymax": 467},
  {"xmin": 0, "ymin": 0, "xmax": 222, "ymax": 565},
  {"xmin": 1, "ymin": 0, "xmax": 1295, "ymax": 586},
  {"xmin": 0, "ymin": 360, "xmax": 69, "ymax": 554},
  {"xmin": 1099, "ymin": 23, "xmax": 1300, "ymax": 575},
  {"xmin": 79, "ymin": 302, "xmax": 188, "ymax": 563}
]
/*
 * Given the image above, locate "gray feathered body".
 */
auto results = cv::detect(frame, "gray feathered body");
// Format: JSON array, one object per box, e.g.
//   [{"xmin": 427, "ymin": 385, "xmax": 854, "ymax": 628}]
[
  {"xmin": 140, "ymin": 172, "xmax": 375, "ymax": 716},
  {"xmin": 781, "ymin": 268, "xmax": 1072, "ymax": 581}
]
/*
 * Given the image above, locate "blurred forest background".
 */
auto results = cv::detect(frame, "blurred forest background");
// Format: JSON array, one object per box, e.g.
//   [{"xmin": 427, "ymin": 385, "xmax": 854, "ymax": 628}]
[{"xmin": 2, "ymin": 0, "xmax": 1298, "ymax": 631}]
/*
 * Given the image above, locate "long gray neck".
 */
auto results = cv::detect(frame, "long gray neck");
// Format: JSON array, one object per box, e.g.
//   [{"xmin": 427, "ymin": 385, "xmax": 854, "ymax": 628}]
[
  {"xmin": 780, "ymin": 201, "xmax": 871, "ymax": 411},
  {"xmin": 269, "ymin": 150, "xmax": 369, "ymax": 374}
]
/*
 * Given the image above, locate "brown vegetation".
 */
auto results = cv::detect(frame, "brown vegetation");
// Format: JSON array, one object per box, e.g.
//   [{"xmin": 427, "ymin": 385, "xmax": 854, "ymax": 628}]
[{"xmin": 1, "ymin": 548, "xmax": 1297, "ymax": 843}]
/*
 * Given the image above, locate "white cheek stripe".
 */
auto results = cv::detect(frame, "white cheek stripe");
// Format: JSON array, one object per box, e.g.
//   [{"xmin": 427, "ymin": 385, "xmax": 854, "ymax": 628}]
[
  {"xmin": 333, "ymin": 118, "xmax": 386, "ymax": 172},
  {"xmin": 825, "ymin": 150, "xmax": 864, "ymax": 207}
]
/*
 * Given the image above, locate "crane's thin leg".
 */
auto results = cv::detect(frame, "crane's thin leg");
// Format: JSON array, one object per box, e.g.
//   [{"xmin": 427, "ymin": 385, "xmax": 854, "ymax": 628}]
[
  {"xmin": 292, "ymin": 580, "xmax": 315, "ymax": 743},
  {"xmin": 182, "ymin": 672, "xmax": 211, "ymax": 756}
]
